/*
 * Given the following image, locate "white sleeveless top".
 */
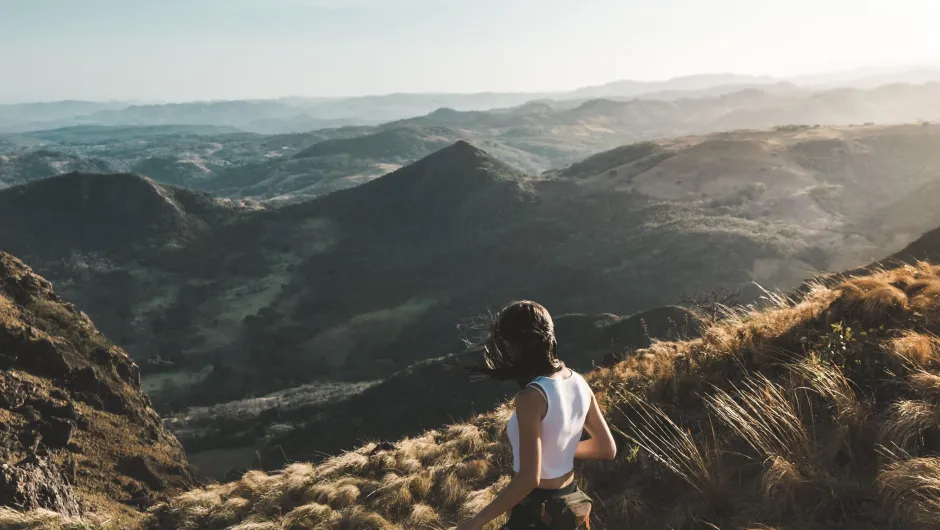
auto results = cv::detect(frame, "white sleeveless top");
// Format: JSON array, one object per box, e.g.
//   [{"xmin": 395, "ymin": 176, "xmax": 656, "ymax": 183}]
[{"xmin": 506, "ymin": 369, "xmax": 593, "ymax": 479}]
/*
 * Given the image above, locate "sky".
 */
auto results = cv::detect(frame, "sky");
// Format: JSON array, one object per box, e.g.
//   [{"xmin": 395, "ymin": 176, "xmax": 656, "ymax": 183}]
[{"xmin": 2, "ymin": 0, "xmax": 940, "ymax": 103}]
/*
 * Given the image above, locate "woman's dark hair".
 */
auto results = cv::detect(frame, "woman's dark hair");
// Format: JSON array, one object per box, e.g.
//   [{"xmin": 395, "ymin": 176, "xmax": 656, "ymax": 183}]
[{"xmin": 468, "ymin": 300, "xmax": 562, "ymax": 387}]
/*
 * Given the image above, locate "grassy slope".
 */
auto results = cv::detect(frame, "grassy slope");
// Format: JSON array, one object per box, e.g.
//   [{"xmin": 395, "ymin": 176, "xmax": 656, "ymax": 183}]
[{"xmin": 146, "ymin": 252, "xmax": 940, "ymax": 529}]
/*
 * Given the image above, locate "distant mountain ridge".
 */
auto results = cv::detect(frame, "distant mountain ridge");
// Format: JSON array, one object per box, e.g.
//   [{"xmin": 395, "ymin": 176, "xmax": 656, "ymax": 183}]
[
  {"xmin": 4, "ymin": 67, "xmax": 940, "ymax": 134},
  {"xmin": 5, "ymin": 82, "xmax": 940, "ymax": 204},
  {"xmin": 562, "ymin": 73, "xmax": 780, "ymax": 100}
]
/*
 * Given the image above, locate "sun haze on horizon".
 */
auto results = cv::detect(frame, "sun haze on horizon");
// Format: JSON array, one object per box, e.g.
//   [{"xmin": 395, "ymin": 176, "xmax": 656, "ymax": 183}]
[{"xmin": 1, "ymin": 0, "xmax": 939, "ymax": 103}]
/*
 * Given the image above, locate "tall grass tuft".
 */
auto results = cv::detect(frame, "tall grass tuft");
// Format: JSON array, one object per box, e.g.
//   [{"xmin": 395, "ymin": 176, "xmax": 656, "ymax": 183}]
[
  {"xmin": 704, "ymin": 373, "xmax": 820, "ymax": 504},
  {"xmin": 613, "ymin": 390, "xmax": 723, "ymax": 511},
  {"xmin": 878, "ymin": 457, "xmax": 940, "ymax": 529}
]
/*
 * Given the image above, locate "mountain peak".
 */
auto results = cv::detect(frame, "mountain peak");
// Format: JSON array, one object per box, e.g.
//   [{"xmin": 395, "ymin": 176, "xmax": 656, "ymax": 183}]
[
  {"xmin": 6, "ymin": 171, "xmax": 180, "ymax": 205},
  {"xmin": 428, "ymin": 107, "xmax": 460, "ymax": 117},
  {"xmin": 450, "ymin": 139, "xmax": 478, "ymax": 151},
  {"xmin": 402, "ymin": 140, "xmax": 516, "ymax": 179},
  {"xmin": 0, "ymin": 172, "xmax": 236, "ymax": 260},
  {"xmin": 309, "ymin": 139, "xmax": 528, "ymax": 221}
]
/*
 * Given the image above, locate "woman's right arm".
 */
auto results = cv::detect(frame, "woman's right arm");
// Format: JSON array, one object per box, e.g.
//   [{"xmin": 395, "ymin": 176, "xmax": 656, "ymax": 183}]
[{"xmin": 575, "ymin": 392, "xmax": 617, "ymax": 461}]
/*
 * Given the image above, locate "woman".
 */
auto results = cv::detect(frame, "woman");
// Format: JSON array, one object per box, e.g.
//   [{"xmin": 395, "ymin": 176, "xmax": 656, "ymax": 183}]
[{"xmin": 457, "ymin": 301, "xmax": 617, "ymax": 530}]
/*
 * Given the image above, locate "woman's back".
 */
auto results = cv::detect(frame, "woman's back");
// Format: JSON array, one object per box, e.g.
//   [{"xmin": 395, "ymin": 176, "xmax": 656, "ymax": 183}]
[
  {"xmin": 457, "ymin": 301, "xmax": 614, "ymax": 530},
  {"xmin": 507, "ymin": 369, "xmax": 593, "ymax": 480}
]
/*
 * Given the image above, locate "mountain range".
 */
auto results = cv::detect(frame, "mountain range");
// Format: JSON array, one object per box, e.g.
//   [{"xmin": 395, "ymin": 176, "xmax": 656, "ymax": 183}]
[
  {"xmin": 4, "ymin": 82, "xmax": 940, "ymax": 205},
  {"xmin": 4, "ymin": 68, "xmax": 940, "ymax": 134},
  {"xmin": 3, "ymin": 123, "xmax": 940, "ymax": 423}
]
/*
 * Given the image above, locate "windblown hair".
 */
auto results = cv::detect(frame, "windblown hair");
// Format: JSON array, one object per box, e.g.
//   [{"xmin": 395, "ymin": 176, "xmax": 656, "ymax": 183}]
[{"xmin": 468, "ymin": 300, "xmax": 562, "ymax": 387}]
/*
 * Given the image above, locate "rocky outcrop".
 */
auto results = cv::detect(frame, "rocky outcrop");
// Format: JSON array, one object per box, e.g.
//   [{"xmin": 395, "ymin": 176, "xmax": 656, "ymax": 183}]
[
  {"xmin": 0, "ymin": 252, "xmax": 192, "ymax": 516},
  {"xmin": 0, "ymin": 455, "xmax": 82, "ymax": 516}
]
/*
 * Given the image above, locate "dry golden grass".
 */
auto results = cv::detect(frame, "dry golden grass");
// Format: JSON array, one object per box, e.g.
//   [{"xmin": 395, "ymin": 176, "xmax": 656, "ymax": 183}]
[
  {"xmin": 909, "ymin": 369, "xmax": 940, "ymax": 400},
  {"xmin": 138, "ymin": 262, "xmax": 940, "ymax": 529},
  {"xmin": 789, "ymin": 357, "xmax": 867, "ymax": 429},
  {"xmin": 281, "ymin": 502, "xmax": 332, "ymax": 530},
  {"xmin": 615, "ymin": 391, "xmax": 717, "ymax": 501},
  {"xmin": 0, "ymin": 508, "xmax": 109, "ymax": 529},
  {"xmin": 878, "ymin": 457, "xmax": 940, "ymax": 529},
  {"xmin": 881, "ymin": 400, "xmax": 940, "ymax": 455},
  {"xmin": 886, "ymin": 330, "xmax": 940, "ymax": 370}
]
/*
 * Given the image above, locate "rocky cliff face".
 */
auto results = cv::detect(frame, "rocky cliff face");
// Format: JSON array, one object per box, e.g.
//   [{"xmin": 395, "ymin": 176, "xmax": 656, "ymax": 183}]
[{"xmin": 0, "ymin": 252, "xmax": 192, "ymax": 519}]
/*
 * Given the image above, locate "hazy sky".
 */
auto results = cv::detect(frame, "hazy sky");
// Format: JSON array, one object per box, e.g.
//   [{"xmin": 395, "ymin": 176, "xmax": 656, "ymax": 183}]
[{"xmin": 2, "ymin": 0, "xmax": 939, "ymax": 103}]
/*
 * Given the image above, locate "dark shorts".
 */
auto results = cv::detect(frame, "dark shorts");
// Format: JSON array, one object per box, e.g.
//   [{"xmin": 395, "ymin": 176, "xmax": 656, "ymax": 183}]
[{"xmin": 502, "ymin": 482, "xmax": 591, "ymax": 530}]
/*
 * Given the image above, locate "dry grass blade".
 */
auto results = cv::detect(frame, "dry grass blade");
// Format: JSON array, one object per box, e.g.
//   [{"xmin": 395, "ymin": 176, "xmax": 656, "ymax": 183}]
[
  {"xmin": 878, "ymin": 457, "xmax": 940, "ymax": 529},
  {"xmin": 754, "ymin": 283, "xmax": 797, "ymax": 311},
  {"xmin": 705, "ymin": 374, "xmax": 812, "ymax": 466},
  {"xmin": 0, "ymin": 508, "xmax": 101, "ymax": 530},
  {"xmin": 908, "ymin": 370, "xmax": 940, "ymax": 401},
  {"xmin": 613, "ymin": 390, "xmax": 714, "ymax": 500},
  {"xmin": 880, "ymin": 400, "xmax": 940, "ymax": 454},
  {"xmin": 888, "ymin": 331, "xmax": 940, "ymax": 370},
  {"xmin": 789, "ymin": 357, "xmax": 866, "ymax": 428},
  {"xmin": 704, "ymin": 373, "xmax": 818, "ymax": 501}
]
